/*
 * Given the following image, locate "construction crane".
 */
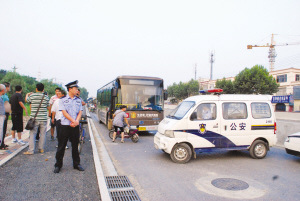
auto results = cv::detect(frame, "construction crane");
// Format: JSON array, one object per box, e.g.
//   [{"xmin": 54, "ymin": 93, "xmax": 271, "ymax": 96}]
[{"xmin": 247, "ymin": 34, "xmax": 300, "ymax": 72}]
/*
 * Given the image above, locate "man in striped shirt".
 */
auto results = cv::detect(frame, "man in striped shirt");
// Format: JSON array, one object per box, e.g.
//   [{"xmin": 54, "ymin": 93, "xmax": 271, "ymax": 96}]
[{"xmin": 24, "ymin": 83, "xmax": 50, "ymax": 155}]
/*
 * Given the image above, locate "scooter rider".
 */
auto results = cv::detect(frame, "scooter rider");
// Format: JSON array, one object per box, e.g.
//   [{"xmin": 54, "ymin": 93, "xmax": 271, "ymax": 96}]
[{"xmin": 112, "ymin": 105, "xmax": 130, "ymax": 143}]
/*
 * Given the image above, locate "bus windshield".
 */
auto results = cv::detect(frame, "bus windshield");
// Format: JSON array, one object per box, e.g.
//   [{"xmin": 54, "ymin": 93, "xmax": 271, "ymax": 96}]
[{"xmin": 121, "ymin": 85, "xmax": 163, "ymax": 111}]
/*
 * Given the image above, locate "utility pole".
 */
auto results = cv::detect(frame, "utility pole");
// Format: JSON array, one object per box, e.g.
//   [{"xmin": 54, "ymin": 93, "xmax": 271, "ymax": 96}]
[
  {"xmin": 37, "ymin": 68, "xmax": 41, "ymax": 82},
  {"xmin": 194, "ymin": 63, "xmax": 197, "ymax": 80},
  {"xmin": 210, "ymin": 51, "xmax": 215, "ymax": 81},
  {"xmin": 12, "ymin": 65, "xmax": 18, "ymax": 73}
]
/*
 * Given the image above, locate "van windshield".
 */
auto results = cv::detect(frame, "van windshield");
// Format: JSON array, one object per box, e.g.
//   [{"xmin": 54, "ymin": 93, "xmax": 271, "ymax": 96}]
[{"xmin": 167, "ymin": 101, "xmax": 195, "ymax": 120}]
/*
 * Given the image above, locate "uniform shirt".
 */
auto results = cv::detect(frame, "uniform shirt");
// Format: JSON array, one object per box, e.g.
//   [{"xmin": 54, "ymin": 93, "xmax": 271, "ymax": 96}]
[
  {"xmin": 0, "ymin": 97, "xmax": 5, "ymax": 115},
  {"xmin": 10, "ymin": 93, "xmax": 24, "ymax": 114},
  {"xmin": 59, "ymin": 95, "xmax": 83, "ymax": 126},
  {"xmin": 49, "ymin": 95, "xmax": 59, "ymax": 105},
  {"xmin": 51, "ymin": 99, "xmax": 63, "ymax": 120},
  {"xmin": 26, "ymin": 92, "xmax": 50, "ymax": 121},
  {"xmin": 113, "ymin": 110, "xmax": 127, "ymax": 127}
]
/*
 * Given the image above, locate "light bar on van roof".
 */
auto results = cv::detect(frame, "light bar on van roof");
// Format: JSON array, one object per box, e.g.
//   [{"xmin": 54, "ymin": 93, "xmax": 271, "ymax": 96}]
[{"xmin": 199, "ymin": 89, "xmax": 223, "ymax": 93}]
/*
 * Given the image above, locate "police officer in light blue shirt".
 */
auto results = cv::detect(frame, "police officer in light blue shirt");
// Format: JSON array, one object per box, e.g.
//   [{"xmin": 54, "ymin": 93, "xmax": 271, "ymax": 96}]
[{"xmin": 54, "ymin": 80, "xmax": 84, "ymax": 173}]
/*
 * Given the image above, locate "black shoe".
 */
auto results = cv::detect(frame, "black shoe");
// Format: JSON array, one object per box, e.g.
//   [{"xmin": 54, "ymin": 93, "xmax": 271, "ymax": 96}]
[
  {"xmin": 54, "ymin": 167, "xmax": 61, "ymax": 173},
  {"xmin": 74, "ymin": 165, "xmax": 84, "ymax": 171}
]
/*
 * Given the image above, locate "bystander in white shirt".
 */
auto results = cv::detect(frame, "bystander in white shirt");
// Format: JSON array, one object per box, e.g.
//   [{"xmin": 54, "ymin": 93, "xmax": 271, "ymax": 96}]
[{"xmin": 51, "ymin": 99, "xmax": 63, "ymax": 120}]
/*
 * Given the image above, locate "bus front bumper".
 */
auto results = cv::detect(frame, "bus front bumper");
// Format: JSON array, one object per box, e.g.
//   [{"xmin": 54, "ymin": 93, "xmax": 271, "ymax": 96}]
[{"xmin": 131, "ymin": 125, "xmax": 158, "ymax": 132}]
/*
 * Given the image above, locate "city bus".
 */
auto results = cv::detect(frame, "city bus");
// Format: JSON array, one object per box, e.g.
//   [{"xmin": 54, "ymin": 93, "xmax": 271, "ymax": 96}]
[{"xmin": 97, "ymin": 76, "xmax": 167, "ymax": 132}]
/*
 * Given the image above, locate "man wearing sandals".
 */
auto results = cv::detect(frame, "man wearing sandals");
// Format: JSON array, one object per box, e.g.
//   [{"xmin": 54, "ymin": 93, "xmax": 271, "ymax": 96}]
[
  {"xmin": 24, "ymin": 83, "xmax": 50, "ymax": 155},
  {"xmin": 0, "ymin": 84, "xmax": 7, "ymax": 153},
  {"xmin": 112, "ymin": 105, "xmax": 130, "ymax": 143}
]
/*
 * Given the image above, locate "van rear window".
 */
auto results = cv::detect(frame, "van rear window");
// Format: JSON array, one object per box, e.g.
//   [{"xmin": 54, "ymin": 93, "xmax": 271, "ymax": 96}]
[
  {"xmin": 251, "ymin": 102, "xmax": 271, "ymax": 119},
  {"xmin": 223, "ymin": 103, "xmax": 247, "ymax": 119}
]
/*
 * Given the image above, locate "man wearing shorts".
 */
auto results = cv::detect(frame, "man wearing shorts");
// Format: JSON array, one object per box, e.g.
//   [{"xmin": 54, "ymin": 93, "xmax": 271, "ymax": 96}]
[
  {"xmin": 112, "ymin": 105, "xmax": 130, "ymax": 143},
  {"xmin": 9, "ymin": 85, "xmax": 28, "ymax": 145}
]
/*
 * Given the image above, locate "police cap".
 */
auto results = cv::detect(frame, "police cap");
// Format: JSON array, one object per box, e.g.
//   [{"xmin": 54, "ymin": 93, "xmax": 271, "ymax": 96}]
[{"xmin": 65, "ymin": 80, "xmax": 79, "ymax": 88}]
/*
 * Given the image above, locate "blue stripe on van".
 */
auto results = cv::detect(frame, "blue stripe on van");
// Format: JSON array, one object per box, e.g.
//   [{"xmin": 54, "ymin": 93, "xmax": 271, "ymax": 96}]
[
  {"xmin": 195, "ymin": 146, "xmax": 249, "ymax": 153},
  {"xmin": 176, "ymin": 129, "xmax": 238, "ymax": 148}
]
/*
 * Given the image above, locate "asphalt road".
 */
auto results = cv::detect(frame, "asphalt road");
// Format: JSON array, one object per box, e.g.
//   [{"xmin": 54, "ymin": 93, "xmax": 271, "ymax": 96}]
[
  {"xmin": 0, "ymin": 128, "xmax": 100, "ymax": 201},
  {"xmin": 91, "ymin": 113, "xmax": 300, "ymax": 201}
]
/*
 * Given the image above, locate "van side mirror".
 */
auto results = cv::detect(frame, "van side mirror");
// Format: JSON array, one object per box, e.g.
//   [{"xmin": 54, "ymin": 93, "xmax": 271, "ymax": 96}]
[
  {"xmin": 164, "ymin": 91, "xmax": 168, "ymax": 100},
  {"xmin": 112, "ymin": 88, "xmax": 117, "ymax": 97},
  {"xmin": 190, "ymin": 112, "xmax": 197, "ymax": 121}
]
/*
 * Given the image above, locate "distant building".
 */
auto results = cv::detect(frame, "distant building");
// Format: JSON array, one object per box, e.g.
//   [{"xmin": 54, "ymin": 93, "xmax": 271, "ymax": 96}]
[
  {"xmin": 199, "ymin": 77, "xmax": 234, "ymax": 90},
  {"xmin": 269, "ymin": 67, "xmax": 300, "ymax": 112},
  {"xmin": 198, "ymin": 67, "xmax": 300, "ymax": 112}
]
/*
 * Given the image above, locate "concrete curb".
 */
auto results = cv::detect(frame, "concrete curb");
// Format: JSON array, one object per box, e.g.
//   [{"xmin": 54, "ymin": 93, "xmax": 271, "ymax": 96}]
[
  {"xmin": 86, "ymin": 109, "xmax": 112, "ymax": 201},
  {"xmin": 0, "ymin": 135, "xmax": 29, "ymax": 167}
]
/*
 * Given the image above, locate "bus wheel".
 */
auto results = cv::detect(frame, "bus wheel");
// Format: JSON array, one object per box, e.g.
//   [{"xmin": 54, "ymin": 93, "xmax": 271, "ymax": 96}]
[
  {"xmin": 249, "ymin": 140, "xmax": 268, "ymax": 159},
  {"xmin": 131, "ymin": 134, "xmax": 139, "ymax": 143},
  {"xmin": 170, "ymin": 143, "xmax": 192, "ymax": 164}
]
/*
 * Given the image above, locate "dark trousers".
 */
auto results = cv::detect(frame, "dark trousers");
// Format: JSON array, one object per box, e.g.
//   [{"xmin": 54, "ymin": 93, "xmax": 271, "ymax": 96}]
[
  {"xmin": 1, "ymin": 113, "xmax": 9, "ymax": 147},
  {"xmin": 55, "ymin": 120, "xmax": 61, "ymax": 139},
  {"xmin": 55, "ymin": 125, "xmax": 80, "ymax": 168}
]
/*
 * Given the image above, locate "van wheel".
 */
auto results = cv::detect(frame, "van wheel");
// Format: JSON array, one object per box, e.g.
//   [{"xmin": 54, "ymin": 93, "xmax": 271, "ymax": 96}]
[
  {"xmin": 249, "ymin": 140, "xmax": 268, "ymax": 159},
  {"xmin": 170, "ymin": 143, "xmax": 192, "ymax": 164}
]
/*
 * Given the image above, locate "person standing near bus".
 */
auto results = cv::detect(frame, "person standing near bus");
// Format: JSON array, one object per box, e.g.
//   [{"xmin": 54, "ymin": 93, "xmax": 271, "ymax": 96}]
[
  {"xmin": 112, "ymin": 105, "xmax": 130, "ymax": 143},
  {"xmin": 54, "ymin": 80, "xmax": 84, "ymax": 173}
]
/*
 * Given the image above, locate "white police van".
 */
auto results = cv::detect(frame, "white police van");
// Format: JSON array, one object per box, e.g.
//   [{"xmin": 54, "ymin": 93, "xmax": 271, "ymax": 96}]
[{"xmin": 154, "ymin": 89, "xmax": 277, "ymax": 163}]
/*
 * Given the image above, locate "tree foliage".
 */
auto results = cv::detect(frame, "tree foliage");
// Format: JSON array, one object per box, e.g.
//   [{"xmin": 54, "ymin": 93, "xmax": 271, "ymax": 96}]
[
  {"xmin": 79, "ymin": 87, "xmax": 89, "ymax": 101},
  {"xmin": 233, "ymin": 65, "xmax": 279, "ymax": 94},
  {"xmin": 167, "ymin": 79, "xmax": 199, "ymax": 100},
  {"xmin": 0, "ymin": 70, "xmax": 89, "ymax": 99},
  {"xmin": 215, "ymin": 78, "xmax": 235, "ymax": 94}
]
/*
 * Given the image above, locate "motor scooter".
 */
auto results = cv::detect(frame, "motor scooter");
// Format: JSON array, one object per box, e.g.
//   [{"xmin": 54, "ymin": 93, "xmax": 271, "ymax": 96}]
[{"xmin": 109, "ymin": 125, "xmax": 139, "ymax": 143}]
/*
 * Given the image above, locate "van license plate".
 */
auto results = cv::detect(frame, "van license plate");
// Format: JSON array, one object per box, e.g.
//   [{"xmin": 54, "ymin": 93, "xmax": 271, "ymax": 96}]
[{"xmin": 138, "ymin": 127, "xmax": 146, "ymax": 131}]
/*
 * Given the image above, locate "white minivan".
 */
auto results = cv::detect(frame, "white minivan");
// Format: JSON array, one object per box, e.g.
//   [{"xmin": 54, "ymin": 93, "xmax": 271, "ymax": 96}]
[{"xmin": 154, "ymin": 94, "xmax": 277, "ymax": 163}]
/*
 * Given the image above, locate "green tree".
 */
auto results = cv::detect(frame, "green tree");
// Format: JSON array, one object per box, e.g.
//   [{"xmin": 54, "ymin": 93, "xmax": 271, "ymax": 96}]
[
  {"xmin": 187, "ymin": 79, "xmax": 199, "ymax": 96},
  {"xmin": 79, "ymin": 87, "xmax": 89, "ymax": 101},
  {"xmin": 40, "ymin": 79, "xmax": 63, "ymax": 98},
  {"xmin": 234, "ymin": 65, "xmax": 279, "ymax": 94},
  {"xmin": 215, "ymin": 78, "xmax": 235, "ymax": 94},
  {"xmin": 1, "ymin": 72, "xmax": 26, "ymax": 97},
  {"xmin": 167, "ymin": 80, "xmax": 197, "ymax": 100},
  {"xmin": 0, "ymin": 69, "xmax": 7, "ymax": 81}
]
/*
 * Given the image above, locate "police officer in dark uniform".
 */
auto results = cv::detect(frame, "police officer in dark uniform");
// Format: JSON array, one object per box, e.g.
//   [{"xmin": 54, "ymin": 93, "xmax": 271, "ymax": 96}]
[{"xmin": 54, "ymin": 80, "xmax": 84, "ymax": 173}]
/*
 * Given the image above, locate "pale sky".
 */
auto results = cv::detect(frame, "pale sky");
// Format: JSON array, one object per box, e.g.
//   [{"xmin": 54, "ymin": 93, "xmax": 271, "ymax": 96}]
[{"xmin": 1, "ymin": 0, "xmax": 300, "ymax": 96}]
